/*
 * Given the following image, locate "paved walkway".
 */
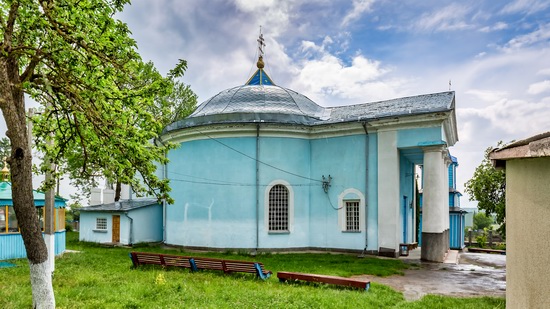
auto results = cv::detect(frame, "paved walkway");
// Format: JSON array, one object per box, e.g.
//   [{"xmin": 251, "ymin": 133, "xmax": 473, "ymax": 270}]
[{"xmin": 355, "ymin": 249, "xmax": 506, "ymax": 300}]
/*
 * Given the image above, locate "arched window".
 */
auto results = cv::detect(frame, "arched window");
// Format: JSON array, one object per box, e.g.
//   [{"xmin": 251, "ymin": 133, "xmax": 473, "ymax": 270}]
[{"xmin": 268, "ymin": 184, "xmax": 289, "ymax": 231}]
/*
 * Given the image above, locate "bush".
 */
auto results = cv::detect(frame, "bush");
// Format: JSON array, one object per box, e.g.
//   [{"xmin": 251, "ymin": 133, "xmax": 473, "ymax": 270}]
[{"xmin": 473, "ymin": 212, "xmax": 493, "ymax": 230}]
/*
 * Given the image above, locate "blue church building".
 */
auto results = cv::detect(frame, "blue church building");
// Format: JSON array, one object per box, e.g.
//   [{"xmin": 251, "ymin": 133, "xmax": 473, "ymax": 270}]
[{"xmin": 158, "ymin": 49, "xmax": 459, "ymax": 262}]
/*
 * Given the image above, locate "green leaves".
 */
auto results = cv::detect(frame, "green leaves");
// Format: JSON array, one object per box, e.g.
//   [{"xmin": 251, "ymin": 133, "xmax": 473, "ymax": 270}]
[
  {"xmin": 1, "ymin": 0, "xmax": 194, "ymax": 203},
  {"xmin": 465, "ymin": 146, "xmax": 506, "ymax": 236}
]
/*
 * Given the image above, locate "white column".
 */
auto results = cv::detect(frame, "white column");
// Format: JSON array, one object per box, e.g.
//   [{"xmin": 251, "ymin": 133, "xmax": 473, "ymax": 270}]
[
  {"xmin": 421, "ymin": 146, "xmax": 447, "ymax": 262},
  {"xmin": 444, "ymin": 156, "xmax": 451, "ymax": 231},
  {"xmin": 377, "ymin": 130, "xmax": 400, "ymax": 256}
]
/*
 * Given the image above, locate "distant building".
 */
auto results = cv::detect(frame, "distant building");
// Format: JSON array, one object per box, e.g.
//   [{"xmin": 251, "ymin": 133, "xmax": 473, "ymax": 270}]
[
  {"xmin": 0, "ymin": 178, "xmax": 67, "ymax": 260},
  {"xmin": 490, "ymin": 131, "xmax": 550, "ymax": 309}
]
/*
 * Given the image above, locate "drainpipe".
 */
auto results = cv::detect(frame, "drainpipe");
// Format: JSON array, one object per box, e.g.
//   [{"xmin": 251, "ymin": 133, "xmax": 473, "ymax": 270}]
[
  {"xmin": 255, "ymin": 124, "xmax": 260, "ymax": 254},
  {"xmin": 362, "ymin": 122, "xmax": 369, "ymax": 254},
  {"xmin": 124, "ymin": 212, "xmax": 134, "ymax": 246}
]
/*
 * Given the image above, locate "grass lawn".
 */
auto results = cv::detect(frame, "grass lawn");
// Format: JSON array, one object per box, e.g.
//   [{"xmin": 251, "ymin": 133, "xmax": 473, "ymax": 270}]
[{"xmin": 0, "ymin": 232, "xmax": 505, "ymax": 308}]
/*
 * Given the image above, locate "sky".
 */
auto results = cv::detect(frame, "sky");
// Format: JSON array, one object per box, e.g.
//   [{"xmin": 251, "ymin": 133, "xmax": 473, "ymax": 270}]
[
  {"xmin": 5, "ymin": 0, "xmax": 550, "ymax": 207},
  {"xmin": 114, "ymin": 0, "xmax": 550, "ymax": 209}
]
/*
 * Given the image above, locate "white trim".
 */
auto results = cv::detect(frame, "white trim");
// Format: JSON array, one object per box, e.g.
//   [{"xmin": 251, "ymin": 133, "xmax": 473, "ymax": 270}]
[
  {"xmin": 337, "ymin": 188, "xmax": 365, "ymax": 232},
  {"xmin": 162, "ymin": 122, "xmax": 367, "ymax": 144},
  {"xmin": 264, "ymin": 179, "xmax": 294, "ymax": 233}
]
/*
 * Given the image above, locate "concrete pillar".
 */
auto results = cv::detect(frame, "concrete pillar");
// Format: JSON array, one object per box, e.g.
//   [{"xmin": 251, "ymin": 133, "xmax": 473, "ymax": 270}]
[
  {"xmin": 443, "ymin": 155, "xmax": 451, "ymax": 251},
  {"xmin": 421, "ymin": 147, "xmax": 448, "ymax": 262},
  {"xmin": 377, "ymin": 130, "xmax": 400, "ymax": 257}
]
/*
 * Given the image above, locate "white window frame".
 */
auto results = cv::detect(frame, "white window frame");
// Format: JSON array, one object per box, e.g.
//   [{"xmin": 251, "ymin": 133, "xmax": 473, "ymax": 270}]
[
  {"xmin": 264, "ymin": 180, "xmax": 294, "ymax": 233},
  {"xmin": 95, "ymin": 217, "xmax": 107, "ymax": 231},
  {"xmin": 338, "ymin": 188, "xmax": 365, "ymax": 232}
]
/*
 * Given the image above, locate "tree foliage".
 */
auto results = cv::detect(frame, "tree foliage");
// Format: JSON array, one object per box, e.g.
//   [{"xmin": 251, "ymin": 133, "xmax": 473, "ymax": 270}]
[
  {"xmin": 0, "ymin": 1, "xmax": 186, "ymax": 306},
  {"xmin": 473, "ymin": 211, "xmax": 493, "ymax": 231},
  {"xmin": 465, "ymin": 145, "xmax": 506, "ymax": 236}
]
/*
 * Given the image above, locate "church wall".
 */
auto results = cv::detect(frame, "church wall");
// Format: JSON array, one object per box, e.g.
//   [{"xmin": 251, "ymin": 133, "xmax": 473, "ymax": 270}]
[
  {"xmin": 397, "ymin": 126, "xmax": 443, "ymax": 148},
  {"xmin": 257, "ymin": 136, "xmax": 311, "ymax": 249},
  {"xmin": 165, "ymin": 137, "xmax": 258, "ymax": 248},
  {"xmin": 399, "ymin": 154, "xmax": 416, "ymax": 244},
  {"xmin": 309, "ymin": 134, "xmax": 367, "ymax": 250}
]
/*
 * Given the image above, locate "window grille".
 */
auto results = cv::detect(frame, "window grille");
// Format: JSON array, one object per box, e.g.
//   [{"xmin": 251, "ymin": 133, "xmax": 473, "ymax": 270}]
[
  {"xmin": 345, "ymin": 201, "xmax": 360, "ymax": 231},
  {"xmin": 96, "ymin": 218, "xmax": 107, "ymax": 230},
  {"xmin": 268, "ymin": 184, "xmax": 289, "ymax": 231}
]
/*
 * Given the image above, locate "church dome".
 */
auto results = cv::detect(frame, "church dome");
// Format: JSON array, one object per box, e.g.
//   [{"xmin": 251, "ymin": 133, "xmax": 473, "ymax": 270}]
[
  {"xmin": 189, "ymin": 84, "xmax": 325, "ymax": 120},
  {"xmin": 164, "ymin": 60, "xmax": 327, "ymax": 133}
]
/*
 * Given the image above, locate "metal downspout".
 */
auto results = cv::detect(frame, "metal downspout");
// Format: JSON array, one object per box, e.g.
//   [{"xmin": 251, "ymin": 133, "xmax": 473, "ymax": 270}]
[
  {"xmin": 124, "ymin": 212, "xmax": 134, "ymax": 246},
  {"xmin": 362, "ymin": 122, "xmax": 369, "ymax": 255},
  {"xmin": 255, "ymin": 124, "xmax": 260, "ymax": 254}
]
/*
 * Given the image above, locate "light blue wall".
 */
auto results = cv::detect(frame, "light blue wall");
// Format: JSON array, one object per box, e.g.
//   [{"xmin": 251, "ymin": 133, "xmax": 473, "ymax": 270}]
[
  {"xmin": 258, "ymin": 136, "xmax": 311, "ymax": 249},
  {"xmin": 397, "ymin": 127, "xmax": 443, "ymax": 148},
  {"xmin": 0, "ymin": 231, "xmax": 66, "ymax": 260},
  {"xmin": 165, "ymin": 137, "xmax": 258, "ymax": 248},
  {"xmin": 79, "ymin": 212, "xmax": 113, "ymax": 243},
  {"xmin": 309, "ymin": 134, "xmax": 367, "ymax": 250},
  {"xmin": 399, "ymin": 154, "xmax": 415, "ymax": 244},
  {"xmin": 165, "ymin": 133, "xmax": 373, "ymax": 251},
  {"xmin": 120, "ymin": 205, "xmax": 163, "ymax": 244}
]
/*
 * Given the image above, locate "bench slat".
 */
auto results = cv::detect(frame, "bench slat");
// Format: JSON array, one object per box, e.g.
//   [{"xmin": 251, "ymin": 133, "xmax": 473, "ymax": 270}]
[
  {"xmin": 129, "ymin": 252, "xmax": 272, "ymax": 280},
  {"xmin": 277, "ymin": 271, "xmax": 370, "ymax": 291}
]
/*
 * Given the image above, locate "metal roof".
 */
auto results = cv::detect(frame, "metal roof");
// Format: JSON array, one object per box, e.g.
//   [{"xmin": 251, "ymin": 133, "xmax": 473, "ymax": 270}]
[
  {"xmin": 326, "ymin": 91, "xmax": 455, "ymax": 123},
  {"xmin": 163, "ymin": 77, "xmax": 455, "ymax": 133},
  {"xmin": 0, "ymin": 181, "xmax": 67, "ymax": 207},
  {"xmin": 80, "ymin": 198, "xmax": 160, "ymax": 213}
]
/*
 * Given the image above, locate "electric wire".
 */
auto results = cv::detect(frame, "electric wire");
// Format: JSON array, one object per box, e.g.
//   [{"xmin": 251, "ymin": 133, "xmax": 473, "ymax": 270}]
[{"xmin": 195, "ymin": 129, "xmax": 323, "ymax": 183}]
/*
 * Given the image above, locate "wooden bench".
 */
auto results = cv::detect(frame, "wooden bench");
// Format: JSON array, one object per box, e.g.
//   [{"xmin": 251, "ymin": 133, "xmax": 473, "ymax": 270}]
[
  {"xmin": 277, "ymin": 271, "xmax": 370, "ymax": 291},
  {"xmin": 129, "ymin": 252, "xmax": 272, "ymax": 280},
  {"xmin": 222, "ymin": 259, "xmax": 272, "ymax": 280},
  {"xmin": 129, "ymin": 251, "xmax": 194, "ymax": 269}
]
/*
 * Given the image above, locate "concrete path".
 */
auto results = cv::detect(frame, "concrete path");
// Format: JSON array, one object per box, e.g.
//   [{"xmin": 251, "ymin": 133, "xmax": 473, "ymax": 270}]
[{"xmin": 354, "ymin": 249, "xmax": 506, "ymax": 301}]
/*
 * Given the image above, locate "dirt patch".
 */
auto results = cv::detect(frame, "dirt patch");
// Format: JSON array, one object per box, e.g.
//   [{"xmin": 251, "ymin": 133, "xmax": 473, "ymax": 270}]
[{"xmin": 354, "ymin": 252, "xmax": 506, "ymax": 301}]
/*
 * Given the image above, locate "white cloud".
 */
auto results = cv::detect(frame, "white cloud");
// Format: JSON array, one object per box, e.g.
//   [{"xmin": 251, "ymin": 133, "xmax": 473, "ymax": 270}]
[
  {"xmin": 414, "ymin": 4, "xmax": 473, "ymax": 32},
  {"xmin": 466, "ymin": 89, "xmax": 508, "ymax": 102},
  {"xmin": 290, "ymin": 41, "xmax": 404, "ymax": 105},
  {"xmin": 500, "ymin": 0, "xmax": 550, "ymax": 15},
  {"xmin": 341, "ymin": 0, "xmax": 375, "ymax": 27},
  {"xmin": 234, "ymin": 0, "xmax": 276, "ymax": 12},
  {"xmin": 503, "ymin": 23, "xmax": 550, "ymax": 51},
  {"xmin": 479, "ymin": 22, "xmax": 508, "ymax": 33},
  {"xmin": 527, "ymin": 80, "xmax": 550, "ymax": 95}
]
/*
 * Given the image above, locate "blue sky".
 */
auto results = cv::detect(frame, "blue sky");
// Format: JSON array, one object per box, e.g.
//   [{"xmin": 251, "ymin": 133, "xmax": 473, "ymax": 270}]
[
  {"xmin": 6, "ymin": 1, "xmax": 547, "ymax": 206},
  {"xmin": 116, "ymin": 0, "xmax": 550, "ymax": 208}
]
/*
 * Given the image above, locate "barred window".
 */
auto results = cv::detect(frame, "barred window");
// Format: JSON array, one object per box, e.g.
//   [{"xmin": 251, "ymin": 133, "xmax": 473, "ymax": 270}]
[
  {"xmin": 268, "ymin": 185, "xmax": 289, "ymax": 231},
  {"xmin": 96, "ymin": 218, "xmax": 107, "ymax": 230},
  {"xmin": 345, "ymin": 201, "xmax": 360, "ymax": 231}
]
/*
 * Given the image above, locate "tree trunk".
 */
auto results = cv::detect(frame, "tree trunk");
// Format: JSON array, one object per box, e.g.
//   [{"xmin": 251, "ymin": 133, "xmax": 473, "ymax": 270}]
[
  {"xmin": 0, "ymin": 59, "xmax": 55, "ymax": 308},
  {"xmin": 115, "ymin": 180, "xmax": 121, "ymax": 202}
]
